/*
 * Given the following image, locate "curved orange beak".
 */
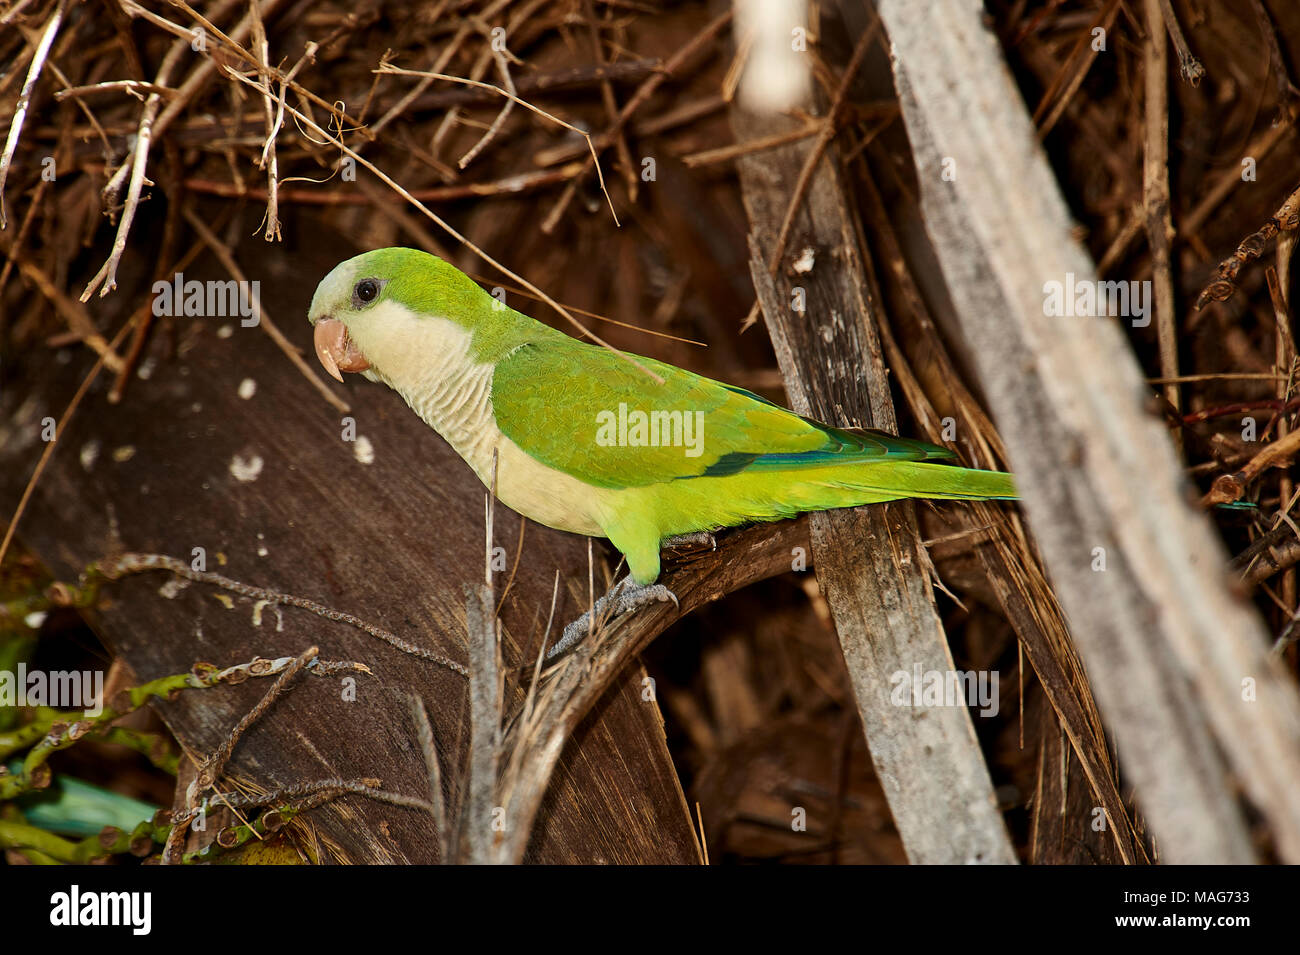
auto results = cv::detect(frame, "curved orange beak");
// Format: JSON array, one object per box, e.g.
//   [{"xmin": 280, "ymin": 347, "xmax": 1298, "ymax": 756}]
[{"xmin": 313, "ymin": 318, "xmax": 370, "ymax": 382}]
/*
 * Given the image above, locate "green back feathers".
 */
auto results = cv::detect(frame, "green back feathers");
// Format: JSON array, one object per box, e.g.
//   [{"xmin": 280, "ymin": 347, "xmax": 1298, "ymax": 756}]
[{"xmin": 490, "ymin": 335, "xmax": 978, "ymax": 491}]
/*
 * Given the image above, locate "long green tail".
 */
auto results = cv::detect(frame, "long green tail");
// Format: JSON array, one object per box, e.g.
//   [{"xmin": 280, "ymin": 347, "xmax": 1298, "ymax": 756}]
[
  {"xmin": 833, "ymin": 460, "xmax": 1017, "ymax": 501},
  {"xmin": 624, "ymin": 458, "xmax": 1017, "ymax": 583}
]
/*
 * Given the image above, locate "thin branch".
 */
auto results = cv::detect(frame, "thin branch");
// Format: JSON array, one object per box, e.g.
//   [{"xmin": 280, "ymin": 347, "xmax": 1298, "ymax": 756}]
[
  {"xmin": 97, "ymin": 552, "xmax": 469, "ymax": 676},
  {"xmin": 1156, "ymin": 0, "xmax": 1205, "ymax": 85},
  {"xmin": 456, "ymin": 31, "xmax": 516, "ymax": 171},
  {"xmin": 184, "ymin": 163, "xmax": 584, "ymax": 203},
  {"xmin": 408, "ymin": 696, "xmax": 450, "ymax": 857},
  {"xmin": 193, "ymin": 647, "xmax": 319, "ymax": 793},
  {"xmin": 1143, "ymin": 0, "xmax": 1181, "ymax": 439},
  {"xmin": 54, "ymin": 79, "xmax": 178, "ymax": 100},
  {"xmin": 377, "ymin": 63, "xmax": 617, "ymax": 226},
  {"xmin": 0, "ymin": 0, "xmax": 68, "ymax": 230},
  {"xmin": 79, "ymin": 27, "xmax": 191, "ymax": 299},
  {"xmin": 249, "ymin": 0, "xmax": 280, "ymax": 241}
]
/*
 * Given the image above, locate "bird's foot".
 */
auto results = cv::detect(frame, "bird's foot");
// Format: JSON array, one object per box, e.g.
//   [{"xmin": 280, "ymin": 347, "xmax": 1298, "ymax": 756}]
[{"xmin": 548, "ymin": 577, "xmax": 679, "ymax": 659}]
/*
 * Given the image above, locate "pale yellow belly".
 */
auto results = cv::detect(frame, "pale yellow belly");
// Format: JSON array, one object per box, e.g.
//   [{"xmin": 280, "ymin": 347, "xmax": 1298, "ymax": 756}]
[{"xmin": 489, "ymin": 436, "xmax": 607, "ymax": 537}]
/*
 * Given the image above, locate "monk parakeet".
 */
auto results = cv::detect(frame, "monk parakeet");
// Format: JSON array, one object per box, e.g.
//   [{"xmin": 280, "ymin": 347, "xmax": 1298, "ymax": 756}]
[{"xmin": 309, "ymin": 248, "xmax": 1015, "ymax": 650}]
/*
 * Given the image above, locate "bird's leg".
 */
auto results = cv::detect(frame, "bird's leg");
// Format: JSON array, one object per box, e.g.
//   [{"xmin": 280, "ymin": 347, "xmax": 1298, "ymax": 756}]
[{"xmin": 548, "ymin": 577, "xmax": 679, "ymax": 659}]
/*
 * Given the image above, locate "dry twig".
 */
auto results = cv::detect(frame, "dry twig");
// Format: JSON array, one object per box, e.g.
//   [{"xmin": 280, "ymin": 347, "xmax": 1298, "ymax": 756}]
[{"xmin": 0, "ymin": 0, "xmax": 69, "ymax": 230}]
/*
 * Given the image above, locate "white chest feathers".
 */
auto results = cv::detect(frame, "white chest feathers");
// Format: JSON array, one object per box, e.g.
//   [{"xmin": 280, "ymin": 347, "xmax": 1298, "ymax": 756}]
[{"xmin": 351, "ymin": 301, "xmax": 606, "ymax": 537}]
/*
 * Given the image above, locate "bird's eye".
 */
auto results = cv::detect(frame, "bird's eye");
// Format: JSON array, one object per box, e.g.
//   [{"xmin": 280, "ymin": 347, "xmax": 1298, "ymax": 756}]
[{"xmin": 354, "ymin": 279, "xmax": 379, "ymax": 305}]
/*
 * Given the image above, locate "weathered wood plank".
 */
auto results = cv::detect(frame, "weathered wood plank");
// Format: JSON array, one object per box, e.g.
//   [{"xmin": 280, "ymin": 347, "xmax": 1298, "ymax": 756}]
[
  {"xmin": 881, "ymin": 0, "xmax": 1300, "ymax": 861},
  {"xmin": 729, "ymin": 17, "xmax": 1016, "ymax": 862}
]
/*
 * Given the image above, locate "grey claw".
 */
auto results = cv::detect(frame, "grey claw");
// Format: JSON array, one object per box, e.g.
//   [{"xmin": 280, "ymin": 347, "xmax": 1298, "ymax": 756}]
[{"xmin": 547, "ymin": 578, "xmax": 679, "ymax": 659}]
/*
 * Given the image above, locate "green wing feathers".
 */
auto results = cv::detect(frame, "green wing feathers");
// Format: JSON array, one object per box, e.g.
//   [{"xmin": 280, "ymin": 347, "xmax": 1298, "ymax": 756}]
[
  {"xmin": 492, "ymin": 338, "xmax": 833, "ymax": 487},
  {"xmin": 491, "ymin": 337, "xmax": 1015, "ymax": 501}
]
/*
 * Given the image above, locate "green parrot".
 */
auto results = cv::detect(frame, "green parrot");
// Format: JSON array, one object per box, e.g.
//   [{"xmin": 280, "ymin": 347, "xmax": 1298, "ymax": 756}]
[{"xmin": 309, "ymin": 248, "xmax": 1015, "ymax": 652}]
